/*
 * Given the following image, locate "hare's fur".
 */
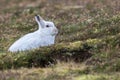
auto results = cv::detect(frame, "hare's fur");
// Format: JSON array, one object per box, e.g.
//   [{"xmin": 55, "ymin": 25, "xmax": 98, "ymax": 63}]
[{"xmin": 8, "ymin": 15, "xmax": 58, "ymax": 52}]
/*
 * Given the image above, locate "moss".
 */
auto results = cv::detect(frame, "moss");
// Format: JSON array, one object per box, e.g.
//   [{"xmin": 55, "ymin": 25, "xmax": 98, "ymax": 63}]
[{"xmin": 0, "ymin": 41, "xmax": 93, "ymax": 69}]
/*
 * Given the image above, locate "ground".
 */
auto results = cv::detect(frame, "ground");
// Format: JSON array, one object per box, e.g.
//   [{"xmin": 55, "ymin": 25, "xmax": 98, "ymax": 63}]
[{"xmin": 0, "ymin": 0, "xmax": 120, "ymax": 80}]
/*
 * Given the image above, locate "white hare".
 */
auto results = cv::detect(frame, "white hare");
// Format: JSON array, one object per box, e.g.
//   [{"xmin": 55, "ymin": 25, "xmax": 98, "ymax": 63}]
[{"xmin": 8, "ymin": 15, "xmax": 58, "ymax": 52}]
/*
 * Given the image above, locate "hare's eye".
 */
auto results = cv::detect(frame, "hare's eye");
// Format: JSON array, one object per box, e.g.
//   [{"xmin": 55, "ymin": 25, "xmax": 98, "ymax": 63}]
[{"xmin": 46, "ymin": 25, "xmax": 50, "ymax": 28}]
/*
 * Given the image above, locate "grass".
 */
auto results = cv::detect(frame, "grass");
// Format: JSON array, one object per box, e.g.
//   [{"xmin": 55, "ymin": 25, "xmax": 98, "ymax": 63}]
[
  {"xmin": 0, "ymin": 62, "xmax": 120, "ymax": 80},
  {"xmin": 0, "ymin": 0, "xmax": 120, "ymax": 80}
]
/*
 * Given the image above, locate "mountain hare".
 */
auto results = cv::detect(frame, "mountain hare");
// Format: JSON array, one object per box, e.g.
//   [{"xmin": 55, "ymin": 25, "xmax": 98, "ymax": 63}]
[{"xmin": 8, "ymin": 15, "xmax": 58, "ymax": 52}]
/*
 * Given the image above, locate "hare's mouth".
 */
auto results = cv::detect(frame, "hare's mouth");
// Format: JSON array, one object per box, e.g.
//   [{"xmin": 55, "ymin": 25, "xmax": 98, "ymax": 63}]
[
  {"xmin": 51, "ymin": 33, "xmax": 58, "ymax": 36},
  {"xmin": 51, "ymin": 31, "xmax": 58, "ymax": 36},
  {"xmin": 51, "ymin": 29, "xmax": 58, "ymax": 36}
]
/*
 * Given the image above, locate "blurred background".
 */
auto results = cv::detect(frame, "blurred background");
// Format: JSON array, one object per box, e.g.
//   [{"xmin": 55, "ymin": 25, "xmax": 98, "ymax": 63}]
[{"xmin": 0, "ymin": 0, "xmax": 120, "ymax": 51}]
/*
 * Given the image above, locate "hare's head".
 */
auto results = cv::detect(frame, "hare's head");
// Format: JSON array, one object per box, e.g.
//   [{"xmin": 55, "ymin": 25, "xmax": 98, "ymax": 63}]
[{"xmin": 35, "ymin": 15, "xmax": 58, "ymax": 36}]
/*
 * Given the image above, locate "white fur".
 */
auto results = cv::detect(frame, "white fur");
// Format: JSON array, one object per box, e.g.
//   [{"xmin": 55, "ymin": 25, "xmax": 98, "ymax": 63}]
[{"xmin": 8, "ymin": 15, "xmax": 58, "ymax": 52}]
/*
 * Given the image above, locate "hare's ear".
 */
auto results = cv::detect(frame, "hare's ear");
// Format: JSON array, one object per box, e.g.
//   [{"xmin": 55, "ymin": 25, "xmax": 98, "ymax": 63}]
[
  {"xmin": 35, "ymin": 15, "xmax": 44, "ymax": 28},
  {"xmin": 35, "ymin": 15, "xmax": 43, "ymax": 22}
]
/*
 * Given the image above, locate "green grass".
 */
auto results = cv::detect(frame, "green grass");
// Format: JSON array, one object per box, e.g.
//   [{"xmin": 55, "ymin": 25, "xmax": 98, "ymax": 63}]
[{"xmin": 0, "ymin": 0, "xmax": 120, "ymax": 80}]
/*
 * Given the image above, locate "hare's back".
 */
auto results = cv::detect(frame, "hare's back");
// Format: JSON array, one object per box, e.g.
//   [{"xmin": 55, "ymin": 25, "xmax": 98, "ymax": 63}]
[{"xmin": 9, "ymin": 33, "xmax": 40, "ymax": 52}]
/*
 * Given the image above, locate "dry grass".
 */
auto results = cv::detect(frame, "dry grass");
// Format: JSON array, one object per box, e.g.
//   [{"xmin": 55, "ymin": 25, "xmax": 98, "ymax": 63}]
[
  {"xmin": 0, "ymin": 62, "xmax": 85, "ymax": 80},
  {"xmin": 0, "ymin": 62, "xmax": 119, "ymax": 80}
]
